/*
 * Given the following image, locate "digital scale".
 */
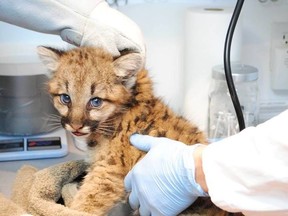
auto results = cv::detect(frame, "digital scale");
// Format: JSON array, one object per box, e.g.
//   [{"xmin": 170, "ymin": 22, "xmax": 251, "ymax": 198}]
[{"xmin": 0, "ymin": 129, "xmax": 68, "ymax": 161}]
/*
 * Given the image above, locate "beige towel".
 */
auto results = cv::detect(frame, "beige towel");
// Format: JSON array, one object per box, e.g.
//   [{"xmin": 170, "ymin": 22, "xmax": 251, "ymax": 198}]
[
  {"xmin": 11, "ymin": 165, "xmax": 38, "ymax": 210},
  {"xmin": 0, "ymin": 160, "xmax": 93, "ymax": 216},
  {"xmin": 0, "ymin": 193, "xmax": 28, "ymax": 216},
  {"xmin": 27, "ymin": 160, "xmax": 91, "ymax": 216}
]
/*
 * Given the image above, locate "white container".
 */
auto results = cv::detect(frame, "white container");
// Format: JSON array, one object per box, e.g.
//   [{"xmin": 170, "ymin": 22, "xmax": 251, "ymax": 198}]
[{"xmin": 208, "ymin": 64, "xmax": 258, "ymax": 140}]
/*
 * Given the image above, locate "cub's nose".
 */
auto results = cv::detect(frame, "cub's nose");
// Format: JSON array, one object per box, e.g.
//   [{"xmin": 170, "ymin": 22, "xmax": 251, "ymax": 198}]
[{"xmin": 70, "ymin": 123, "xmax": 84, "ymax": 131}]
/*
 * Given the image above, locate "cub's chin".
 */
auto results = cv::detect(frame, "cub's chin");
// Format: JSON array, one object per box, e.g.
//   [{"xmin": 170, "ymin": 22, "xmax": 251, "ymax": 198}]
[{"xmin": 69, "ymin": 131, "xmax": 90, "ymax": 151}]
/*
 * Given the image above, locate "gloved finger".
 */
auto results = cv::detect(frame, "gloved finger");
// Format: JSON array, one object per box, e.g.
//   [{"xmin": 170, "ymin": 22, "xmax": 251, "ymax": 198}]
[
  {"xmin": 139, "ymin": 203, "xmax": 151, "ymax": 216},
  {"xmin": 124, "ymin": 171, "xmax": 140, "ymax": 210},
  {"xmin": 130, "ymin": 134, "xmax": 161, "ymax": 152},
  {"xmin": 124, "ymin": 170, "xmax": 132, "ymax": 191},
  {"xmin": 127, "ymin": 190, "xmax": 140, "ymax": 210}
]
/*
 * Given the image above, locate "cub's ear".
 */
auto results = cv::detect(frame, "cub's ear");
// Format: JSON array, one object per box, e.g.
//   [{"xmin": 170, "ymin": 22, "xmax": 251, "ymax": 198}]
[
  {"xmin": 37, "ymin": 46, "xmax": 64, "ymax": 73},
  {"xmin": 113, "ymin": 53, "xmax": 143, "ymax": 78}
]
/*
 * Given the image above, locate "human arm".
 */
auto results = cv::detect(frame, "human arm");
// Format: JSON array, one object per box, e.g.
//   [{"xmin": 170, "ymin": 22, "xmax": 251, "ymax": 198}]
[
  {"xmin": 0, "ymin": 0, "xmax": 145, "ymax": 58},
  {"xmin": 124, "ymin": 135, "xmax": 208, "ymax": 216}
]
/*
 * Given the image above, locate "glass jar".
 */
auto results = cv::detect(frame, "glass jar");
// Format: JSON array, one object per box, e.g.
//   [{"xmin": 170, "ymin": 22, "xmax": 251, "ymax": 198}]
[{"xmin": 208, "ymin": 64, "xmax": 258, "ymax": 141}]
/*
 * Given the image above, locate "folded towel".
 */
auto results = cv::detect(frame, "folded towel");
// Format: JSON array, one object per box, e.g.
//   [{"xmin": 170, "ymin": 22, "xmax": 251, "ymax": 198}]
[
  {"xmin": 0, "ymin": 160, "xmax": 93, "ymax": 216},
  {"xmin": 0, "ymin": 193, "xmax": 28, "ymax": 216}
]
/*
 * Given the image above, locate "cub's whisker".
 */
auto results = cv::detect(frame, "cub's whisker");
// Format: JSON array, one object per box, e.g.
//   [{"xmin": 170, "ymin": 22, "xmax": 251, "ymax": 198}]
[
  {"xmin": 46, "ymin": 125, "xmax": 62, "ymax": 132},
  {"xmin": 96, "ymin": 124, "xmax": 115, "ymax": 136}
]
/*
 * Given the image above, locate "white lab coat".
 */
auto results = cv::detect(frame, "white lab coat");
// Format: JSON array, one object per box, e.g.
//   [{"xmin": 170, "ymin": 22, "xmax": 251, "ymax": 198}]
[{"xmin": 203, "ymin": 109, "xmax": 288, "ymax": 216}]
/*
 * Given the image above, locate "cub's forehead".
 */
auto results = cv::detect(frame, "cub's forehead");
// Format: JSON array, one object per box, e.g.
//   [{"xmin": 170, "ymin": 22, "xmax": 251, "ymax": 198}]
[
  {"xmin": 55, "ymin": 63, "xmax": 116, "ymax": 86},
  {"xmin": 63, "ymin": 48, "xmax": 113, "ymax": 63},
  {"xmin": 60, "ymin": 51, "xmax": 114, "ymax": 72},
  {"xmin": 53, "ymin": 48, "xmax": 117, "ymax": 82},
  {"xmin": 58, "ymin": 54, "xmax": 110, "ymax": 69}
]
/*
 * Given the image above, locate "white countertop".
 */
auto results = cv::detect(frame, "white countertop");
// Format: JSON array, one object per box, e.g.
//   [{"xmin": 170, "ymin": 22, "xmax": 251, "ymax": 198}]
[{"xmin": 0, "ymin": 131, "xmax": 86, "ymax": 198}]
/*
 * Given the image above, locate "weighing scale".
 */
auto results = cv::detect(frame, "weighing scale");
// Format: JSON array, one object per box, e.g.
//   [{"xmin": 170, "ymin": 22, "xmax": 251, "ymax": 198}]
[
  {"xmin": 0, "ymin": 55, "xmax": 69, "ymax": 161},
  {"xmin": 0, "ymin": 128, "xmax": 68, "ymax": 161}
]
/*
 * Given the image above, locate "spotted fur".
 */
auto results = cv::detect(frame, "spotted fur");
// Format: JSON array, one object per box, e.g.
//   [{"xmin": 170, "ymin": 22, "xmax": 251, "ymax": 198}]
[{"xmin": 38, "ymin": 46, "xmax": 229, "ymax": 216}]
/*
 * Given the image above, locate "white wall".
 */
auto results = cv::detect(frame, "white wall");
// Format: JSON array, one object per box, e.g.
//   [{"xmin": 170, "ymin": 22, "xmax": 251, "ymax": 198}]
[{"xmin": 1, "ymin": 0, "xmax": 288, "ymax": 123}]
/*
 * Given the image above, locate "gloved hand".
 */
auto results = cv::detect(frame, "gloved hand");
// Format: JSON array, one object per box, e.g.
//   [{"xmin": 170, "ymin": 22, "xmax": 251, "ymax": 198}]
[
  {"xmin": 0, "ymin": 0, "xmax": 145, "ymax": 59},
  {"xmin": 124, "ymin": 134, "xmax": 208, "ymax": 216}
]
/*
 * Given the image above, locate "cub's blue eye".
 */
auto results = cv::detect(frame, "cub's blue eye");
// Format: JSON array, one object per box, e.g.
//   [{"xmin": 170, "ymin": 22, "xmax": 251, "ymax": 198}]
[
  {"xmin": 89, "ymin": 97, "xmax": 103, "ymax": 108},
  {"xmin": 60, "ymin": 94, "xmax": 71, "ymax": 105}
]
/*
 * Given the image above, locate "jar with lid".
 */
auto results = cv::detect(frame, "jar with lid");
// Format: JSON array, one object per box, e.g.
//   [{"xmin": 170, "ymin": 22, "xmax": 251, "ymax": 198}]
[{"xmin": 208, "ymin": 64, "xmax": 258, "ymax": 141}]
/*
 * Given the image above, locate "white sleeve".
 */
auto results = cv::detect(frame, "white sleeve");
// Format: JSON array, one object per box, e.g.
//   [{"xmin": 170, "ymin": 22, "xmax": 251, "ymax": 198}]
[
  {"xmin": 0, "ymin": 0, "xmax": 102, "ymax": 46},
  {"xmin": 0, "ymin": 0, "xmax": 102, "ymax": 34},
  {"xmin": 202, "ymin": 109, "xmax": 288, "ymax": 216}
]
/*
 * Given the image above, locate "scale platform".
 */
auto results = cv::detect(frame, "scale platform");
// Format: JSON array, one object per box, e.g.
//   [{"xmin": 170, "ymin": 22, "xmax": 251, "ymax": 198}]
[{"xmin": 0, "ymin": 129, "xmax": 68, "ymax": 161}]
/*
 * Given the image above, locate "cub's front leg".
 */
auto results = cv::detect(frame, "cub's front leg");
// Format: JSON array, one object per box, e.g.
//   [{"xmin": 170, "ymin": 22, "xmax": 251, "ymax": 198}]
[{"xmin": 70, "ymin": 162, "xmax": 127, "ymax": 216}]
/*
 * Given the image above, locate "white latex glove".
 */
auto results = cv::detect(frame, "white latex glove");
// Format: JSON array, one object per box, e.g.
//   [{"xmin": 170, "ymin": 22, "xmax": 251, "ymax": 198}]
[
  {"xmin": 0, "ymin": 0, "xmax": 145, "ymax": 59},
  {"xmin": 124, "ymin": 134, "xmax": 208, "ymax": 216}
]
